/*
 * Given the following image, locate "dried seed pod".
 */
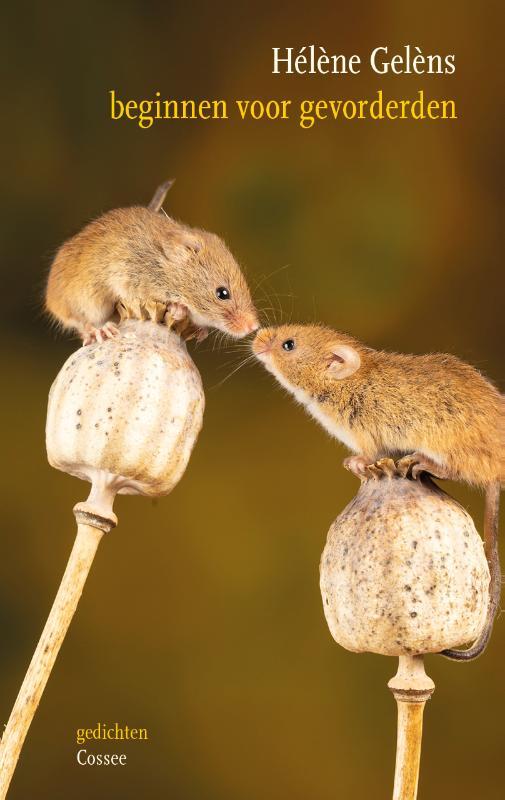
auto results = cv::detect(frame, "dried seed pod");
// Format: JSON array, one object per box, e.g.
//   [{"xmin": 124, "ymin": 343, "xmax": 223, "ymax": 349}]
[
  {"xmin": 320, "ymin": 458, "xmax": 493, "ymax": 799},
  {"xmin": 46, "ymin": 319, "xmax": 205, "ymax": 499},
  {"xmin": 320, "ymin": 459, "xmax": 489, "ymax": 656},
  {"xmin": 0, "ymin": 319, "xmax": 205, "ymax": 798}
]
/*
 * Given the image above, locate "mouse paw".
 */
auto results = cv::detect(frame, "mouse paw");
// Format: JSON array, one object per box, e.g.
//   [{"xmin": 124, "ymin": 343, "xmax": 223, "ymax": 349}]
[
  {"xmin": 195, "ymin": 327, "xmax": 210, "ymax": 343},
  {"xmin": 396, "ymin": 452, "xmax": 449, "ymax": 481},
  {"xmin": 184, "ymin": 326, "xmax": 209, "ymax": 343},
  {"xmin": 343, "ymin": 455, "xmax": 374, "ymax": 480},
  {"xmin": 165, "ymin": 302, "xmax": 189, "ymax": 326},
  {"xmin": 82, "ymin": 322, "xmax": 120, "ymax": 346}
]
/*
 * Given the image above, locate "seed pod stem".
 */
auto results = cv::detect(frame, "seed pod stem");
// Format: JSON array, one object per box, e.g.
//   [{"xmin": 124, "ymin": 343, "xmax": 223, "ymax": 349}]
[
  {"xmin": 388, "ymin": 655, "xmax": 435, "ymax": 800},
  {"xmin": 0, "ymin": 482, "xmax": 117, "ymax": 799}
]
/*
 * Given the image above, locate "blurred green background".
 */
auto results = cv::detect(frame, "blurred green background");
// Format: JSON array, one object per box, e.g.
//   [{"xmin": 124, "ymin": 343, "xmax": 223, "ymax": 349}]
[{"xmin": 1, "ymin": 1, "xmax": 504, "ymax": 798}]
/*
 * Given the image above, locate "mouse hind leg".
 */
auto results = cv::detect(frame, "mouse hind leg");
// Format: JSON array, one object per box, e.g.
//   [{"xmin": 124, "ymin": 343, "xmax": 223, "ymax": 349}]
[
  {"xmin": 83, "ymin": 295, "xmax": 173, "ymax": 345},
  {"xmin": 71, "ymin": 299, "xmax": 120, "ymax": 346}
]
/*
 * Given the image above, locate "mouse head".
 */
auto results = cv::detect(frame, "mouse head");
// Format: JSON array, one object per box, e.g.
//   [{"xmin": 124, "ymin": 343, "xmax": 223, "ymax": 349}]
[
  {"xmin": 252, "ymin": 324, "xmax": 363, "ymax": 397},
  {"xmin": 169, "ymin": 226, "xmax": 258, "ymax": 338}
]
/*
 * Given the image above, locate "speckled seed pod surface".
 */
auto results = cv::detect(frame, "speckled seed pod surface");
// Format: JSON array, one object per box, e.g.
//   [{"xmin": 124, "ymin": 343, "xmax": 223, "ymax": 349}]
[
  {"xmin": 46, "ymin": 320, "xmax": 205, "ymax": 497},
  {"xmin": 320, "ymin": 464, "xmax": 489, "ymax": 656}
]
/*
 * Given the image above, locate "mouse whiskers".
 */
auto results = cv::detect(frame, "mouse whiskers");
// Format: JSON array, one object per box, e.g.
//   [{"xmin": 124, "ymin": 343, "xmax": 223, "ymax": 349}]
[
  {"xmin": 255, "ymin": 286, "xmax": 284, "ymax": 326},
  {"xmin": 210, "ymin": 353, "xmax": 258, "ymax": 389},
  {"xmin": 212, "ymin": 330, "xmax": 230, "ymax": 351},
  {"xmin": 252, "ymin": 263, "xmax": 291, "ymax": 292},
  {"xmin": 253, "ymin": 265, "xmax": 296, "ymax": 328},
  {"xmin": 196, "ymin": 331, "xmax": 255, "ymax": 355}
]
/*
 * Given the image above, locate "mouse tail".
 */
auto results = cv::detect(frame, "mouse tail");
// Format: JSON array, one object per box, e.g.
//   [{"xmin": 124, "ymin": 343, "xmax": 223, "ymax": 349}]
[
  {"xmin": 148, "ymin": 179, "xmax": 175, "ymax": 213},
  {"xmin": 440, "ymin": 481, "xmax": 501, "ymax": 661}
]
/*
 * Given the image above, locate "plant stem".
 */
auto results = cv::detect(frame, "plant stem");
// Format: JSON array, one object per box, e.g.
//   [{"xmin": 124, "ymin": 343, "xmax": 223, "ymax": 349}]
[
  {"xmin": 0, "ymin": 483, "xmax": 117, "ymax": 798},
  {"xmin": 388, "ymin": 655, "xmax": 435, "ymax": 800}
]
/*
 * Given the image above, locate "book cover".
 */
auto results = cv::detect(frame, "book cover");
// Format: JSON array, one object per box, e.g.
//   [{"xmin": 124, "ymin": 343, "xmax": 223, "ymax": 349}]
[{"xmin": 1, "ymin": 3, "xmax": 503, "ymax": 798}]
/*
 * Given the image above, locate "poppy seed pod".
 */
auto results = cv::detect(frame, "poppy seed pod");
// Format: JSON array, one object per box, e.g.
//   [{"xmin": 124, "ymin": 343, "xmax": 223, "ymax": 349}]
[
  {"xmin": 319, "ymin": 458, "xmax": 492, "ymax": 800},
  {"xmin": 46, "ymin": 319, "xmax": 205, "ymax": 501},
  {"xmin": 320, "ymin": 459, "xmax": 489, "ymax": 656},
  {"xmin": 0, "ymin": 319, "xmax": 205, "ymax": 798}
]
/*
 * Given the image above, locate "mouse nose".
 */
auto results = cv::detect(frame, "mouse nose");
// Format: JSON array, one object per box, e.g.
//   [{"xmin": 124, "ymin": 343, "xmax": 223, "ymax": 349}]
[
  {"xmin": 243, "ymin": 313, "xmax": 259, "ymax": 334},
  {"xmin": 252, "ymin": 328, "xmax": 275, "ymax": 354},
  {"xmin": 231, "ymin": 311, "xmax": 259, "ymax": 336}
]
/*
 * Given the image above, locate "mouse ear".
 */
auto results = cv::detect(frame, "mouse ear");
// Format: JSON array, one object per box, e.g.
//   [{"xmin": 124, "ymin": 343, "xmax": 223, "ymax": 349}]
[
  {"xmin": 180, "ymin": 233, "xmax": 202, "ymax": 254},
  {"xmin": 327, "ymin": 345, "xmax": 361, "ymax": 379}
]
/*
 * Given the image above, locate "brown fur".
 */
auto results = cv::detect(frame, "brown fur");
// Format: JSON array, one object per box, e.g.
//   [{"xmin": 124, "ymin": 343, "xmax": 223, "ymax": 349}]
[
  {"xmin": 45, "ymin": 206, "xmax": 258, "ymax": 338},
  {"xmin": 253, "ymin": 324, "xmax": 504, "ymax": 487}
]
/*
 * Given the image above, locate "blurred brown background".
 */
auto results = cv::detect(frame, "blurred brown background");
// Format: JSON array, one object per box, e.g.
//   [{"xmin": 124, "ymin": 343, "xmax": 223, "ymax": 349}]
[{"xmin": 1, "ymin": 1, "xmax": 504, "ymax": 798}]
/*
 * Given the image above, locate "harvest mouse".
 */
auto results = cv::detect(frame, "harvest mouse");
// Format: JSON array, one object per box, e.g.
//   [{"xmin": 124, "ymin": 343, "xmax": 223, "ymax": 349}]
[
  {"xmin": 253, "ymin": 323, "xmax": 504, "ymax": 661},
  {"xmin": 45, "ymin": 180, "xmax": 259, "ymax": 344}
]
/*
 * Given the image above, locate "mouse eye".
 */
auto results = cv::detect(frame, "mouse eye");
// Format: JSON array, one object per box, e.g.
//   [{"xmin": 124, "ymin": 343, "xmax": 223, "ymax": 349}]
[
  {"xmin": 216, "ymin": 286, "xmax": 231, "ymax": 300},
  {"xmin": 282, "ymin": 339, "xmax": 295, "ymax": 352}
]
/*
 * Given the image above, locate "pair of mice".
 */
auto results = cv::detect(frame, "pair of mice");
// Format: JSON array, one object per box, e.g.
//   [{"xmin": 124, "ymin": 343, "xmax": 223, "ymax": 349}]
[{"xmin": 45, "ymin": 182, "xmax": 503, "ymax": 662}]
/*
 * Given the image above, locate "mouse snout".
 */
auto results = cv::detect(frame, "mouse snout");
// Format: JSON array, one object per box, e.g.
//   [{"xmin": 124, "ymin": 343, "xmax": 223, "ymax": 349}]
[
  {"xmin": 226, "ymin": 310, "xmax": 259, "ymax": 337},
  {"xmin": 252, "ymin": 328, "xmax": 276, "ymax": 356}
]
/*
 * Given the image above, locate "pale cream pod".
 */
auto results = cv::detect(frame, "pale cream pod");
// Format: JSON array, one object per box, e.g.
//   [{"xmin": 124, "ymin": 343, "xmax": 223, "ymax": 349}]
[
  {"xmin": 0, "ymin": 320, "xmax": 205, "ymax": 798},
  {"xmin": 47, "ymin": 319, "xmax": 204, "ymax": 500},
  {"xmin": 319, "ymin": 459, "xmax": 490, "ymax": 800}
]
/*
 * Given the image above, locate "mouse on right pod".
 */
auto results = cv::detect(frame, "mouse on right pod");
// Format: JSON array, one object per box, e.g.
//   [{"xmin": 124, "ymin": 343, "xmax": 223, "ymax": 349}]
[{"xmin": 253, "ymin": 323, "xmax": 504, "ymax": 661}]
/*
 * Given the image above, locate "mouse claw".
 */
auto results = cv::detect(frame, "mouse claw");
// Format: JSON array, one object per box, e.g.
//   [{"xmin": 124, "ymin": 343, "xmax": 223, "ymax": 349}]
[
  {"xmin": 343, "ymin": 455, "xmax": 375, "ymax": 481},
  {"xmin": 396, "ymin": 453, "xmax": 450, "ymax": 481},
  {"xmin": 365, "ymin": 458, "xmax": 397, "ymax": 480},
  {"xmin": 373, "ymin": 458, "xmax": 397, "ymax": 478},
  {"xmin": 117, "ymin": 298, "xmax": 169, "ymax": 324},
  {"xmin": 183, "ymin": 326, "xmax": 209, "ymax": 343},
  {"xmin": 143, "ymin": 299, "xmax": 168, "ymax": 323},
  {"xmin": 195, "ymin": 327, "xmax": 209, "ymax": 343},
  {"xmin": 117, "ymin": 299, "xmax": 142, "ymax": 321},
  {"xmin": 396, "ymin": 454, "xmax": 420, "ymax": 479},
  {"xmin": 102, "ymin": 321, "xmax": 120, "ymax": 339},
  {"xmin": 165, "ymin": 302, "xmax": 188, "ymax": 327},
  {"xmin": 81, "ymin": 322, "xmax": 120, "ymax": 346}
]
